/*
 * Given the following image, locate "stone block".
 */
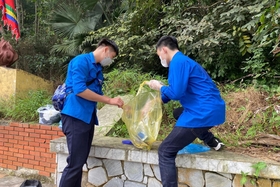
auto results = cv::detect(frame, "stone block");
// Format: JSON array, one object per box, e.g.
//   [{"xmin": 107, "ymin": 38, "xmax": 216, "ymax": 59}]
[
  {"xmin": 219, "ymin": 172, "xmax": 233, "ymax": 180},
  {"xmin": 273, "ymin": 181, "xmax": 280, "ymax": 187},
  {"xmin": 257, "ymin": 178, "xmax": 271, "ymax": 187},
  {"xmin": 144, "ymin": 164, "xmax": 154, "ymax": 177},
  {"xmin": 104, "ymin": 177, "xmax": 124, "ymax": 187},
  {"xmin": 87, "ymin": 157, "xmax": 102, "ymax": 169},
  {"xmin": 83, "ymin": 164, "xmax": 88, "ymax": 172},
  {"xmin": 233, "ymin": 174, "xmax": 244, "ymax": 187},
  {"xmin": 93, "ymin": 147, "xmax": 126, "ymax": 160},
  {"xmin": 124, "ymin": 161, "xmax": 143, "ymax": 182},
  {"xmin": 56, "ymin": 172, "xmax": 62, "ymax": 186},
  {"xmin": 143, "ymin": 176, "xmax": 148, "ymax": 184},
  {"xmin": 127, "ymin": 150, "xmax": 147, "ymax": 163},
  {"xmin": 88, "ymin": 167, "xmax": 108, "ymax": 186},
  {"xmin": 178, "ymin": 168, "xmax": 204, "ymax": 187},
  {"xmin": 121, "ymin": 175, "xmax": 127, "ymax": 181},
  {"xmin": 124, "ymin": 181, "xmax": 146, "ymax": 187},
  {"xmin": 178, "ymin": 184, "xmax": 189, "ymax": 187},
  {"xmin": 50, "ymin": 138, "xmax": 69, "ymax": 154},
  {"xmin": 151, "ymin": 165, "xmax": 161, "ymax": 181},
  {"xmin": 103, "ymin": 159, "xmax": 123, "ymax": 177},
  {"xmin": 244, "ymin": 180, "xmax": 257, "ymax": 187},
  {"xmin": 205, "ymin": 172, "xmax": 231, "ymax": 187},
  {"xmin": 148, "ymin": 178, "xmax": 162, "ymax": 187},
  {"xmin": 82, "ymin": 172, "xmax": 88, "ymax": 187},
  {"xmin": 57, "ymin": 154, "xmax": 68, "ymax": 172},
  {"xmin": 127, "ymin": 149, "xmax": 159, "ymax": 165},
  {"xmin": 233, "ymin": 174, "xmax": 258, "ymax": 187}
]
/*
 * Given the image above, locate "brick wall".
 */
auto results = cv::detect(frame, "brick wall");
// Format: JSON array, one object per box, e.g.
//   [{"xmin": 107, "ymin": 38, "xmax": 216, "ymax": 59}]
[{"xmin": 0, "ymin": 122, "xmax": 64, "ymax": 177}]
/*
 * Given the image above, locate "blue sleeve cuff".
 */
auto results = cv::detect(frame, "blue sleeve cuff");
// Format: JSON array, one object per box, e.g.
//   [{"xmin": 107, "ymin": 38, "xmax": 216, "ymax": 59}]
[{"xmin": 161, "ymin": 86, "xmax": 170, "ymax": 104}]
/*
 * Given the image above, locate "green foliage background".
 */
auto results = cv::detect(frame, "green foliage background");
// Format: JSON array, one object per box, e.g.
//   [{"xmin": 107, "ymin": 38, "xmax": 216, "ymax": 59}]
[
  {"xmin": 79, "ymin": 0, "xmax": 280, "ymax": 84},
  {"xmin": 1, "ymin": 0, "xmax": 279, "ymax": 85}
]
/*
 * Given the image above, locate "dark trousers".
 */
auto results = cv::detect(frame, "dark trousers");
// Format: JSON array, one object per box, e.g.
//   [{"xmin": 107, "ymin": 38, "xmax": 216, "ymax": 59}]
[
  {"xmin": 159, "ymin": 107, "xmax": 214, "ymax": 187},
  {"xmin": 59, "ymin": 114, "xmax": 95, "ymax": 187}
]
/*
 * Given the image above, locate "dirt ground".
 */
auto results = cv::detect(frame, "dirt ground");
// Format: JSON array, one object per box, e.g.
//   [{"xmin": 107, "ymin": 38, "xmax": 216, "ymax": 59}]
[
  {"xmin": 214, "ymin": 86, "xmax": 280, "ymax": 163},
  {"xmin": 226, "ymin": 146, "xmax": 280, "ymax": 163}
]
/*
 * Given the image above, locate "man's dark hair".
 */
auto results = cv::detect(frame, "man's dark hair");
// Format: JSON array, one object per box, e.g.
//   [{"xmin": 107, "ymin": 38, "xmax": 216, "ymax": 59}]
[
  {"xmin": 98, "ymin": 38, "xmax": 119, "ymax": 56},
  {"xmin": 156, "ymin": 36, "xmax": 179, "ymax": 51}
]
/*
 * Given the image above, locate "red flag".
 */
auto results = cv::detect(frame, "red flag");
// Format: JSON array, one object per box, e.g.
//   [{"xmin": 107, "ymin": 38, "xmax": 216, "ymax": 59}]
[{"xmin": 0, "ymin": 0, "xmax": 20, "ymax": 40}]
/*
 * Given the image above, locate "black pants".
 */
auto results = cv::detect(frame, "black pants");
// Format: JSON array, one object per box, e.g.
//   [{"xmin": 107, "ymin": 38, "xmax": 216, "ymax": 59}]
[
  {"xmin": 173, "ymin": 107, "xmax": 184, "ymax": 120},
  {"xmin": 59, "ymin": 114, "xmax": 95, "ymax": 187},
  {"xmin": 158, "ymin": 107, "xmax": 215, "ymax": 187},
  {"xmin": 172, "ymin": 107, "xmax": 214, "ymax": 144}
]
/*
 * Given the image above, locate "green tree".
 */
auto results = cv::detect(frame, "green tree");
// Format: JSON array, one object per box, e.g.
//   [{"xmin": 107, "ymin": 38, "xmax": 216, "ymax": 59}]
[
  {"xmin": 50, "ymin": 0, "xmax": 130, "ymax": 56},
  {"xmin": 3, "ymin": 0, "xmax": 279, "ymax": 86}
]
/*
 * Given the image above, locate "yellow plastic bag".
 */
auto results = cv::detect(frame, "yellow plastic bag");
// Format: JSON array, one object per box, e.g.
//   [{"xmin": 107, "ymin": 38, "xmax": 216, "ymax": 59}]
[{"xmin": 122, "ymin": 81, "xmax": 162, "ymax": 150}]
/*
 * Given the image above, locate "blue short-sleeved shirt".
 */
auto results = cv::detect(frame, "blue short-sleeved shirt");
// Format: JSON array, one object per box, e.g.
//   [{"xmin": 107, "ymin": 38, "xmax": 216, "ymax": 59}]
[
  {"xmin": 61, "ymin": 52, "xmax": 104, "ymax": 124},
  {"xmin": 161, "ymin": 52, "xmax": 226, "ymax": 128}
]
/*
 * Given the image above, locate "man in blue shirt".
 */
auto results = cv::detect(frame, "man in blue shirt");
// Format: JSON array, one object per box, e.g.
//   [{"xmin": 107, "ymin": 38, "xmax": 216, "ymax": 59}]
[
  {"xmin": 59, "ymin": 39, "xmax": 124, "ymax": 187},
  {"xmin": 147, "ymin": 36, "xmax": 226, "ymax": 187}
]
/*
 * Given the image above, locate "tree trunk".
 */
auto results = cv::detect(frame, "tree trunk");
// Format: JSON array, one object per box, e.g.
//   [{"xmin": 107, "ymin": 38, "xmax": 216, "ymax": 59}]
[
  {"xmin": 34, "ymin": 0, "xmax": 38, "ymax": 41},
  {"xmin": 15, "ymin": 0, "xmax": 21, "ymax": 31},
  {"xmin": 20, "ymin": 1, "xmax": 24, "ymax": 29}
]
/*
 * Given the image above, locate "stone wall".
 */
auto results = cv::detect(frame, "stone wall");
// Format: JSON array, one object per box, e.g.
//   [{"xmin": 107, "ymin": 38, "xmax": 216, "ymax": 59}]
[{"xmin": 50, "ymin": 136, "xmax": 280, "ymax": 187}]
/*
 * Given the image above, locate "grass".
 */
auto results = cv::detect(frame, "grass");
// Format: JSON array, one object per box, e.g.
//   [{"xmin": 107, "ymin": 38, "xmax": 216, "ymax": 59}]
[{"xmin": 0, "ymin": 90, "xmax": 52, "ymax": 123}]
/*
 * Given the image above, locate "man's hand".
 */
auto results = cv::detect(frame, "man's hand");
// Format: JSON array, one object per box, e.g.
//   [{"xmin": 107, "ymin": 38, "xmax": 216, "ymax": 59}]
[
  {"xmin": 146, "ymin": 80, "xmax": 164, "ymax": 91},
  {"xmin": 109, "ymin": 97, "xmax": 124, "ymax": 108}
]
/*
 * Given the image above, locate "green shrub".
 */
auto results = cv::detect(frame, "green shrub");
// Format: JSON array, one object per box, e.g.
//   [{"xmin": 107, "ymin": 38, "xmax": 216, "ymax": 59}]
[
  {"xmin": 98, "ymin": 68, "xmax": 165, "ymax": 109},
  {"xmin": 0, "ymin": 90, "xmax": 52, "ymax": 122}
]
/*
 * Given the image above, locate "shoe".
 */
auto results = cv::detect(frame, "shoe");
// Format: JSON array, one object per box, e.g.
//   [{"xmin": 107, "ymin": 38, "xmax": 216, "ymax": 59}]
[{"xmin": 206, "ymin": 137, "xmax": 225, "ymax": 151}]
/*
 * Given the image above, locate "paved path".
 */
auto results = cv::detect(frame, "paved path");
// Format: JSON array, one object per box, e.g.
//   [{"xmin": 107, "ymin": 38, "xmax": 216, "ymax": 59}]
[{"xmin": 0, "ymin": 171, "xmax": 56, "ymax": 187}]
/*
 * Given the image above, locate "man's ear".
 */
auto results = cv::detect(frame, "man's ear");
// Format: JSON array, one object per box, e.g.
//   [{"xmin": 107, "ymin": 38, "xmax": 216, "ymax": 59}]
[
  {"xmin": 102, "ymin": 46, "xmax": 107, "ymax": 52},
  {"xmin": 162, "ymin": 46, "xmax": 168, "ymax": 54},
  {"xmin": 99, "ymin": 45, "xmax": 107, "ymax": 53},
  {"xmin": 106, "ymin": 46, "xmax": 112, "ymax": 53}
]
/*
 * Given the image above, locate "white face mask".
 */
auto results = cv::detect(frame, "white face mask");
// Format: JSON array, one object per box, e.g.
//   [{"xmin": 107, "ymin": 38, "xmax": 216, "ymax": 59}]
[
  {"xmin": 160, "ymin": 56, "xmax": 168, "ymax": 67},
  {"xmin": 100, "ymin": 57, "xmax": 113, "ymax": 67}
]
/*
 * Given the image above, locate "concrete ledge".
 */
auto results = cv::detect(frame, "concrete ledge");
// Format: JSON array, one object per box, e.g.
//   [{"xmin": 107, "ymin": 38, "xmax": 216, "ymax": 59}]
[{"xmin": 50, "ymin": 136, "xmax": 280, "ymax": 180}]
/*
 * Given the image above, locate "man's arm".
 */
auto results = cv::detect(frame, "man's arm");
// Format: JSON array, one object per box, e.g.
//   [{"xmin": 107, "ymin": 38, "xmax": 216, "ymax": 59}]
[{"xmin": 77, "ymin": 89, "xmax": 123, "ymax": 107}]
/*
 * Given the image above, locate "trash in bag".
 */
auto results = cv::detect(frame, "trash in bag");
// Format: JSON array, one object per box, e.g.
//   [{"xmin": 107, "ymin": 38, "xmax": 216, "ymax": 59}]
[
  {"xmin": 122, "ymin": 81, "xmax": 162, "ymax": 150},
  {"xmin": 37, "ymin": 104, "xmax": 61, "ymax": 125},
  {"xmin": 20, "ymin": 179, "xmax": 42, "ymax": 187}
]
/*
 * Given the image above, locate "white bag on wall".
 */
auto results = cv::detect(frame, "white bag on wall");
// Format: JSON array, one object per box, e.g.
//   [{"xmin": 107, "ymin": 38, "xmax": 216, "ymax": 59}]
[{"xmin": 37, "ymin": 104, "xmax": 60, "ymax": 125}]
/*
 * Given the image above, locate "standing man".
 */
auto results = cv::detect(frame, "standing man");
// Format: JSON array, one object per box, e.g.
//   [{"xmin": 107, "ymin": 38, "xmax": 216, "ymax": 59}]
[
  {"xmin": 146, "ymin": 36, "xmax": 226, "ymax": 187},
  {"xmin": 59, "ymin": 38, "xmax": 124, "ymax": 187}
]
